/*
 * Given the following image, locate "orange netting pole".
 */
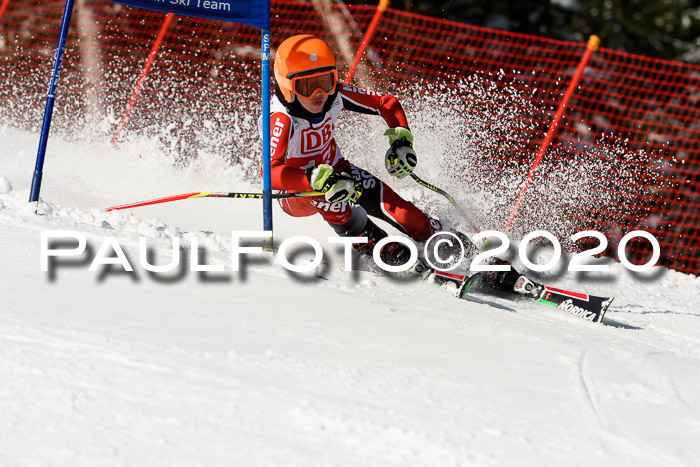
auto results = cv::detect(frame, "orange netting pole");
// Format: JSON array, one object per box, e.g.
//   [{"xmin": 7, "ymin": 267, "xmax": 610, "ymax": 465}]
[
  {"xmin": 0, "ymin": 0, "xmax": 11, "ymax": 21},
  {"xmin": 112, "ymin": 13, "xmax": 174, "ymax": 145},
  {"xmin": 345, "ymin": 0, "xmax": 389, "ymax": 83},
  {"xmin": 503, "ymin": 35, "xmax": 600, "ymax": 232}
]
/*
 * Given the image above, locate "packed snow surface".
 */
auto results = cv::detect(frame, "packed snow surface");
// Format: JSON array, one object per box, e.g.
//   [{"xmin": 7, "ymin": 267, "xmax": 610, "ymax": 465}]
[{"xmin": 1, "ymin": 126, "xmax": 699, "ymax": 466}]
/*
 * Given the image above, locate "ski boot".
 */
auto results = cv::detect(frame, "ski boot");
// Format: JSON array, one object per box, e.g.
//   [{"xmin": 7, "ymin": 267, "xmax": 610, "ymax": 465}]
[
  {"xmin": 354, "ymin": 219, "xmax": 430, "ymax": 277},
  {"xmin": 512, "ymin": 275, "xmax": 545, "ymax": 299},
  {"xmin": 423, "ymin": 229, "xmax": 478, "ymax": 272},
  {"xmin": 461, "ymin": 259, "xmax": 545, "ymax": 300}
]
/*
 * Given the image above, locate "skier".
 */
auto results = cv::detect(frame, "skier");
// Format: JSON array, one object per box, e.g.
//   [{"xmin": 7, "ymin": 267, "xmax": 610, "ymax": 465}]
[{"xmin": 260, "ymin": 34, "xmax": 542, "ymax": 298}]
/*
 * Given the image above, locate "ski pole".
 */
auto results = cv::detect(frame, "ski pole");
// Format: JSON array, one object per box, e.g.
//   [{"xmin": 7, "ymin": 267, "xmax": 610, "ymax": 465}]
[
  {"xmin": 105, "ymin": 190, "xmax": 322, "ymax": 212},
  {"xmin": 409, "ymin": 173, "xmax": 481, "ymax": 233}
]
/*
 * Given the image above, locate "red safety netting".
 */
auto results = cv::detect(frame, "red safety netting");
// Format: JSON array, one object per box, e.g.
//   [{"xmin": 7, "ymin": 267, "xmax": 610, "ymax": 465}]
[{"xmin": 0, "ymin": 0, "xmax": 698, "ymax": 274}]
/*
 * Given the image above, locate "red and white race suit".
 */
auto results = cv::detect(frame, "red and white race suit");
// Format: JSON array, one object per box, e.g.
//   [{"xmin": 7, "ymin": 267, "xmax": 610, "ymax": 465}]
[{"xmin": 258, "ymin": 84, "xmax": 441, "ymax": 241}]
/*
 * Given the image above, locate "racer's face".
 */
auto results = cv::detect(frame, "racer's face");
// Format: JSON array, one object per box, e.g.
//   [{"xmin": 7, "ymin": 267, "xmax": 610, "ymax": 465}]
[{"xmin": 297, "ymin": 90, "xmax": 328, "ymax": 114}]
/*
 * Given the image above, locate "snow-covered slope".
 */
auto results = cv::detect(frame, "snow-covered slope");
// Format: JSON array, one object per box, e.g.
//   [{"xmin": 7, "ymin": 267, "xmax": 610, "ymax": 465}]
[{"xmin": 1, "ymin": 126, "xmax": 699, "ymax": 466}]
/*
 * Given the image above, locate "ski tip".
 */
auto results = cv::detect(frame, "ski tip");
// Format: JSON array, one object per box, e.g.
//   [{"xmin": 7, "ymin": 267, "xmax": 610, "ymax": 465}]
[{"xmin": 598, "ymin": 297, "xmax": 615, "ymax": 323}]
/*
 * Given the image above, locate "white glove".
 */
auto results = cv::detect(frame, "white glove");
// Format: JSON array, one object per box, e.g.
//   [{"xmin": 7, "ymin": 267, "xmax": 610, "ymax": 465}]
[
  {"xmin": 384, "ymin": 127, "xmax": 417, "ymax": 179},
  {"xmin": 307, "ymin": 164, "xmax": 360, "ymax": 204}
]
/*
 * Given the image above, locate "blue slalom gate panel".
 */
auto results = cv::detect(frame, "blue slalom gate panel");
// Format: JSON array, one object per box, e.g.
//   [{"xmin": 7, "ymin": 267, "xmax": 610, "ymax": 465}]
[{"xmin": 109, "ymin": 0, "xmax": 270, "ymax": 29}]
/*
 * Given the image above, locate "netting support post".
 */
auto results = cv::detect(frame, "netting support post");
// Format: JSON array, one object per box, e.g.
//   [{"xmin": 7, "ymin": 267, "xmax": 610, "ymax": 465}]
[
  {"xmin": 0, "ymin": 0, "xmax": 12, "ymax": 22},
  {"xmin": 345, "ymin": 0, "xmax": 389, "ymax": 84},
  {"xmin": 112, "ymin": 13, "xmax": 174, "ymax": 145},
  {"xmin": 29, "ymin": 0, "xmax": 75, "ymax": 204},
  {"xmin": 262, "ymin": 29, "xmax": 273, "ymax": 250},
  {"xmin": 503, "ymin": 35, "xmax": 600, "ymax": 232}
]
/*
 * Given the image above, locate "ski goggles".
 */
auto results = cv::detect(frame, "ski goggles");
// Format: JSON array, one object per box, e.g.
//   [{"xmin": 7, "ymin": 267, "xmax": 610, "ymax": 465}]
[{"xmin": 289, "ymin": 68, "xmax": 338, "ymax": 98}]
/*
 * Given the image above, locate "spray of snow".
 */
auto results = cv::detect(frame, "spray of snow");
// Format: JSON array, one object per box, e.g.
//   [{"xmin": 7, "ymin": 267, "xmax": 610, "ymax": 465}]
[{"xmin": 0, "ymin": 40, "xmax": 671, "ymax": 263}]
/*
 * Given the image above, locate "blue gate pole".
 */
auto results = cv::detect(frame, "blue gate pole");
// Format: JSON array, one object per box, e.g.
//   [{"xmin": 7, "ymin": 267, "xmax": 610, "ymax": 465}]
[
  {"xmin": 261, "ymin": 29, "xmax": 273, "ymax": 249},
  {"xmin": 29, "ymin": 0, "xmax": 76, "ymax": 203}
]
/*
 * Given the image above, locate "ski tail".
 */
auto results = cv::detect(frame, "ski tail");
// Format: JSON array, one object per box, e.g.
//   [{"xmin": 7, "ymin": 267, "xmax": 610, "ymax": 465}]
[
  {"xmin": 432, "ymin": 270, "xmax": 474, "ymax": 297},
  {"xmin": 434, "ymin": 270, "xmax": 468, "ymax": 283}
]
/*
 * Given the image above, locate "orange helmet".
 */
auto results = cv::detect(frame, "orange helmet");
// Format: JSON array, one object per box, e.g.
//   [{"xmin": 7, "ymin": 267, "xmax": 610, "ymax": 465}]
[{"xmin": 274, "ymin": 34, "xmax": 338, "ymax": 103}]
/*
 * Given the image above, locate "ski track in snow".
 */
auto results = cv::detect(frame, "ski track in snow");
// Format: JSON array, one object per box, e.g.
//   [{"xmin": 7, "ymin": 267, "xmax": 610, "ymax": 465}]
[
  {"xmin": 1, "ymin": 127, "xmax": 700, "ymax": 466},
  {"xmin": 578, "ymin": 350, "xmax": 605, "ymax": 426}
]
